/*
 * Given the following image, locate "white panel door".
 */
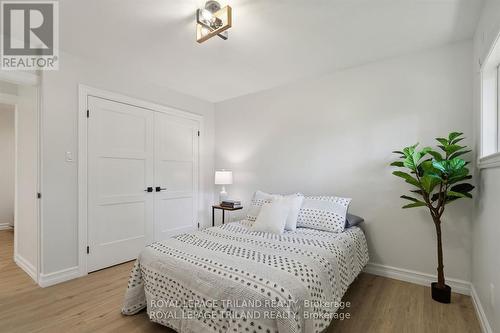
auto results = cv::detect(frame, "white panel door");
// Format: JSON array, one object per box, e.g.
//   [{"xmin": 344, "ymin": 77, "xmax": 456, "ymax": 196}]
[
  {"xmin": 87, "ymin": 96, "xmax": 154, "ymax": 272},
  {"xmin": 154, "ymin": 112, "xmax": 199, "ymax": 241}
]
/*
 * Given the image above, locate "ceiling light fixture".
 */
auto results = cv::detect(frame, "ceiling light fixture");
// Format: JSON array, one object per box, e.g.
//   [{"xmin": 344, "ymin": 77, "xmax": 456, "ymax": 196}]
[{"xmin": 196, "ymin": 1, "xmax": 232, "ymax": 43}]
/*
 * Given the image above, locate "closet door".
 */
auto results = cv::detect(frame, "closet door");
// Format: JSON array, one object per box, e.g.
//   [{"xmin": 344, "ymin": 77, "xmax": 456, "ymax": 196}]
[
  {"xmin": 87, "ymin": 96, "xmax": 154, "ymax": 272},
  {"xmin": 154, "ymin": 112, "xmax": 199, "ymax": 241}
]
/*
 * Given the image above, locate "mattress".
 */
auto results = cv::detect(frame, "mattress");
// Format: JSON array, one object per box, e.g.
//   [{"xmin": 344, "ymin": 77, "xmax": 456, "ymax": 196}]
[{"xmin": 122, "ymin": 220, "xmax": 369, "ymax": 333}]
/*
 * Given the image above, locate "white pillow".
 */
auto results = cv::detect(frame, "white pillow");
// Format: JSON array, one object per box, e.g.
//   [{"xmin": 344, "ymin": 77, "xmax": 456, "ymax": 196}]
[
  {"xmin": 296, "ymin": 196, "xmax": 351, "ymax": 233},
  {"xmin": 282, "ymin": 194, "xmax": 304, "ymax": 231},
  {"xmin": 246, "ymin": 191, "xmax": 276, "ymax": 222},
  {"xmin": 251, "ymin": 199, "xmax": 290, "ymax": 234}
]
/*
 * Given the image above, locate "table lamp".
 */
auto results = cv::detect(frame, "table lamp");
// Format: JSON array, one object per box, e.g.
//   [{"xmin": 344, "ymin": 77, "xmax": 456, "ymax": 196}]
[{"xmin": 215, "ymin": 170, "xmax": 232, "ymax": 203}]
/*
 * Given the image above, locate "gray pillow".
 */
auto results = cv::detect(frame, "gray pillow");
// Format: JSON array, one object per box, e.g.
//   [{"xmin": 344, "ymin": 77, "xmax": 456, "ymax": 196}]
[{"xmin": 345, "ymin": 214, "xmax": 364, "ymax": 228}]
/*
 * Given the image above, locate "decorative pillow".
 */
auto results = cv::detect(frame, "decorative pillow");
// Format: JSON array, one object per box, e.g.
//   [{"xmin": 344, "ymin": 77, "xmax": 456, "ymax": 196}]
[
  {"xmin": 246, "ymin": 191, "xmax": 276, "ymax": 222},
  {"xmin": 282, "ymin": 194, "xmax": 304, "ymax": 231},
  {"xmin": 345, "ymin": 213, "xmax": 364, "ymax": 228},
  {"xmin": 297, "ymin": 196, "xmax": 352, "ymax": 233},
  {"xmin": 251, "ymin": 198, "xmax": 290, "ymax": 234}
]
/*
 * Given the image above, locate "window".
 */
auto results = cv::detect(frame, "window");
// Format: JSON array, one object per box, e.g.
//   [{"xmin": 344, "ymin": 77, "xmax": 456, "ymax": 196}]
[
  {"xmin": 480, "ymin": 66, "xmax": 498, "ymax": 157},
  {"xmin": 480, "ymin": 37, "xmax": 500, "ymax": 168}
]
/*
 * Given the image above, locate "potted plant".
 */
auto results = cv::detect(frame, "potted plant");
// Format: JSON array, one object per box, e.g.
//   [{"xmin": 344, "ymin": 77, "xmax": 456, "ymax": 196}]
[{"xmin": 390, "ymin": 132, "xmax": 474, "ymax": 303}]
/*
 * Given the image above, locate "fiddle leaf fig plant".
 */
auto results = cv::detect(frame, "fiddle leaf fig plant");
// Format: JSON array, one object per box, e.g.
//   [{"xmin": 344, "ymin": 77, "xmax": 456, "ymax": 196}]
[{"xmin": 390, "ymin": 132, "xmax": 474, "ymax": 296}]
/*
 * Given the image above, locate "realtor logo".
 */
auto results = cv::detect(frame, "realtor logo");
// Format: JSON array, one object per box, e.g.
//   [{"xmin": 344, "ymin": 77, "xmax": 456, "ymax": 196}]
[{"xmin": 1, "ymin": 1, "xmax": 59, "ymax": 70}]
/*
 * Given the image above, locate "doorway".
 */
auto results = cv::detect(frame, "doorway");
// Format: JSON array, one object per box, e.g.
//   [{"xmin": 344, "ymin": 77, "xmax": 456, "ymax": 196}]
[
  {"xmin": 0, "ymin": 103, "xmax": 15, "ymax": 232},
  {"xmin": 0, "ymin": 77, "xmax": 40, "ymax": 283}
]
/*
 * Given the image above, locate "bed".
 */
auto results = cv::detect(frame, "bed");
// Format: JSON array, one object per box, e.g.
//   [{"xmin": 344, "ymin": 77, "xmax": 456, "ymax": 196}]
[{"xmin": 122, "ymin": 220, "xmax": 369, "ymax": 333}]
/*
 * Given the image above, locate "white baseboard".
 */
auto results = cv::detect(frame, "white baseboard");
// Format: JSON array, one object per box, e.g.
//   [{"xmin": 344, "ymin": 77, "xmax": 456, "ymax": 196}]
[
  {"xmin": 471, "ymin": 285, "xmax": 493, "ymax": 333},
  {"xmin": 38, "ymin": 266, "xmax": 80, "ymax": 288},
  {"xmin": 14, "ymin": 254, "xmax": 37, "ymax": 282},
  {"xmin": 363, "ymin": 262, "xmax": 471, "ymax": 295},
  {"xmin": 0, "ymin": 222, "xmax": 13, "ymax": 230}
]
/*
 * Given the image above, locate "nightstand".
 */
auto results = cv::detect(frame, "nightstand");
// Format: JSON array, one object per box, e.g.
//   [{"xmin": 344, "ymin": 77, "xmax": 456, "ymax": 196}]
[{"xmin": 212, "ymin": 205, "xmax": 243, "ymax": 226}]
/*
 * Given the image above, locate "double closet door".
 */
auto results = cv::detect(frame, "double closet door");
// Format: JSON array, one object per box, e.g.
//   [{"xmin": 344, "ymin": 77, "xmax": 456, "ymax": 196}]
[{"xmin": 87, "ymin": 96, "xmax": 199, "ymax": 272}]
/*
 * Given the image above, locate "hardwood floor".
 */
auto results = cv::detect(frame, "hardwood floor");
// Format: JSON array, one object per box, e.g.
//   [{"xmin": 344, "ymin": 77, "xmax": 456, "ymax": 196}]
[{"xmin": 0, "ymin": 230, "xmax": 480, "ymax": 333}]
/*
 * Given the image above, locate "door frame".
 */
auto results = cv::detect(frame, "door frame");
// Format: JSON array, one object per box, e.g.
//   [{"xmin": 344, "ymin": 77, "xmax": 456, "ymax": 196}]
[
  {"xmin": 77, "ymin": 84, "xmax": 203, "ymax": 276},
  {"xmin": 0, "ymin": 71, "xmax": 41, "ymax": 283}
]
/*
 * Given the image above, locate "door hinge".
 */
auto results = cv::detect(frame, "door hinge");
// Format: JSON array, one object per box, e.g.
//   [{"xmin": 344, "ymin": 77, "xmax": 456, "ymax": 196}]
[
  {"xmin": 37, "ymin": 192, "xmax": 41, "ymax": 199},
  {"xmin": 197, "ymin": 130, "xmax": 200, "ymax": 137},
  {"xmin": 86, "ymin": 246, "xmax": 90, "ymax": 254},
  {"xmin": 86, "ymin": 109, "xmax": 90, "ymax": 118}
]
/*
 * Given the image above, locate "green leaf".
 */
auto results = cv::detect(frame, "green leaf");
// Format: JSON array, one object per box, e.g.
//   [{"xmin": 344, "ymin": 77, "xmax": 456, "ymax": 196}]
[
  {"xmin": 444, "ymin": 144, "xmax": 467, "ymax": 156},
  {"xmin": 412, "ymin": 150, "xmax": 423, "ymax": 167},
  {"xmin": 450, "ymin": 183, "xmax": 475, "ymax": 194},
  {"xmin": 421, "ymin": 160, "xmax": 440, "ymax": 174},
  {"xmin": 418, "ymin": 147, "xmax": 433, "ymax": 162},
  {"xmin": 450, "ymin": 137, "xmax": 465, "ymax": 145},
  {"xmin": 447, "ymin": 191, "xmax": 468, "ymax": 198},
  {"xmin": 392, "ymin": 150, "xmax": 405, "ymax": 156},
  {"xmin": 390, "ymin": 161, "xmax": 405, "ymax": 167},
  {"xmin": 449, "ymin": 150, "xmax": 472, "ymax": 159},
  {"xmin": 402, "ymin": 144, "xmax": 419, "ymax": 157},
  {"xmin": 448, "ymin": 132, "xmax": 463, "ymax": 142},
  {"xmin": 448, "ymin": 174, "xmax": 472, "ymax": 185},
  {"xmin": 436, "ymin": 138, "xmax": 449, "ymax": 146},
  {"xmin": 428, "ymin": 173, "xmax": 444, "ymax": 181},
  {"xmin": 421, "ymin": 174, "xmax": 441, "ymax": 193},
  {"xmin": 404, "ymin": 147, "xmax": 433, "ymax": 171},
  {"xmin": 431, "ymin": 158, "xmax": 468, "ymax": 177},
  {"xmin": 448, "ymin": 168, "xmax": 470, "ymax": 184},
  {"xmin": 432, "ymin": 160, "xmax": 446, "ymax": 173},
  {"xmin": 449, "ymin": 158, "xmax": 466, "ymax": 171},
  {"xmin": 403, "ymin": 157, "xmax": 416, "ymax": 170},
  {"xmin": 410, "ymin": 189, "xmax": 424, "ymax": 195},
  {"xmin": 393, "ymin": 171, "xmax": 421, "ymax": 188},
  {"xmin": 402, "ymin": 202, "xmax": 427, "ymax": 209},
  {"xmin": 400, "ymin": 195, "xmax": 425, "ymax": 203},
  {"xmin": 427, "ymin": 150, "xmax": 443, "ymax": 161}
]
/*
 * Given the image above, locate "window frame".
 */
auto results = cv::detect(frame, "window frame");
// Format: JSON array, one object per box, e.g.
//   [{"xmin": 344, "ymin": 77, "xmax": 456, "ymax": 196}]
[{"xmin": 479, "ymin": 35, "xmax": 500, "ymax": 169}]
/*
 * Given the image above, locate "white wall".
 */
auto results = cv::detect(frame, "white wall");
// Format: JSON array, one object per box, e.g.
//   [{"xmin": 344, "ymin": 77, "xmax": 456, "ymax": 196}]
[
  {"xmin": 39, "ymin": 51, "xmax": 215, "ymax": 276},
  {"xmin": 15, "ymin": 85, "xmax": 39, "ymax": 278},
  {"xmin": 472, "ymin": 1, "xmax": 500, "ymax": 331},
  {"xmin": 0, "ymin": 81, "xmax": 18, "ymax": 95},
  {"xmin": 215, "ymin": 41, "xmax": 473, "ymax": 283},
  {"xmin": 0, "ymin": 103, "xmax": 15, "ymax": 228}
]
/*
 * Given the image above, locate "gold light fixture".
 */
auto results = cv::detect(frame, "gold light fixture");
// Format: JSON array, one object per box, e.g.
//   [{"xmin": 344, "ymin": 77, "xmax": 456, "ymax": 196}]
[{"xmin": 196, "ymin": 1, "xmax": 232, "ymax": 43}]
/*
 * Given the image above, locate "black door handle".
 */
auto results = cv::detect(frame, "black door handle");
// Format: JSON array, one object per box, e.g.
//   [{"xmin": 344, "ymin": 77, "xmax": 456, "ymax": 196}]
[
  {"xmin": 156, "ymin": 187, "xmax": 167, "ymax": 192},
  {"xmin": 144, "ymin": 187, "xmax": 153, "ymax": 192}
]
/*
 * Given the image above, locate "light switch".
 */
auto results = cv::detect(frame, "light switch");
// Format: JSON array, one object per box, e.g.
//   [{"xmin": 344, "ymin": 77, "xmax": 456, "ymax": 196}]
[{"xmin": 65, "ymin": 151, "xmax": 74, "ymax": 162}]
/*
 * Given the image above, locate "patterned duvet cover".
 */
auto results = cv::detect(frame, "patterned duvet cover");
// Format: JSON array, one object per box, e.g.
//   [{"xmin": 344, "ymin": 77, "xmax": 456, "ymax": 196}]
[{"xmin": 122, "ymin": 220, "xmax": 369, "ymax": 333}]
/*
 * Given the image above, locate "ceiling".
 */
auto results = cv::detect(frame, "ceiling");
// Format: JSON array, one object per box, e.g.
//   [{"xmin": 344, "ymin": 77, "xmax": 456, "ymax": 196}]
[{"xmin": 60, "ymin": 0, "xmax": 484, "ymax": 102}]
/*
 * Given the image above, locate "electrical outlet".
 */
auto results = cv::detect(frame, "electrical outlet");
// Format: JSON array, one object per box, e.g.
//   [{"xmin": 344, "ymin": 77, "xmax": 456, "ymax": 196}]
[{"xmin": 490, "ymin": 283, "xmax": 495, "ymax": 308}]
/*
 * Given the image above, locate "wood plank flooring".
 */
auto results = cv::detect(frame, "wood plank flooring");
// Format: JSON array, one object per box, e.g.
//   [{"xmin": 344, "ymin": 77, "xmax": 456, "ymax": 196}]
[{"xmin": 0, "ymin": 230, "xmax": 481, "ymax": 332}]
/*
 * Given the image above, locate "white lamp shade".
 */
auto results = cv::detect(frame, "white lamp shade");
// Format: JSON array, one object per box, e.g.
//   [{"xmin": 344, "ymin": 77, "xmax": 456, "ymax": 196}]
[{"xmin": 215, "ymin": 170, "xmax": 233, "ymax": 185}]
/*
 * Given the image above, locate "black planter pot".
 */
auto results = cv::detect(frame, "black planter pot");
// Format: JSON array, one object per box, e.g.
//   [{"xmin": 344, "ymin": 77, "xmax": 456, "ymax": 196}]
[{"xmin": 431, "ymin": 282, "xmax": 451, "ymax": 303}]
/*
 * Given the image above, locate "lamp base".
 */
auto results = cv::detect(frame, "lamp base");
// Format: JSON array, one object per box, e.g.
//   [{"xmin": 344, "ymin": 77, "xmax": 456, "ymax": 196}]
[{"xmin": 219, "ymin": 186, "xmax": 228, "ymax": 203}]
